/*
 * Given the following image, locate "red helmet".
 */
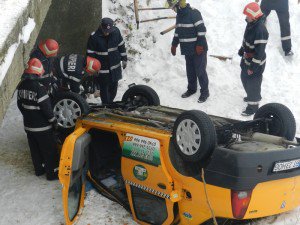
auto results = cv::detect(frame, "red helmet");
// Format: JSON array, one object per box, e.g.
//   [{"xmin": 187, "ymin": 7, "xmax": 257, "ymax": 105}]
[
  {"xmin": 243, "ymin": 2, "xmax": 263, "ymax": 20},
  {"xmin": 85, "ymin": 57, "xmax": 101, "ymax": 74},
  {"xmin": 24, "ymin": 58, "xmax": 45, "ymax": 76},
  {"xmin": 38, "ymin": 39, "xmax": 59, "ymax": 57}
]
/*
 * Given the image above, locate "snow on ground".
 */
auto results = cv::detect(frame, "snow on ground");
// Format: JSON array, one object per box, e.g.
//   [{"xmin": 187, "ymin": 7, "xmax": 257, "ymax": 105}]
[{"xmin": 0, "ymin": 0, "xmax": 300, "ymax": 224}]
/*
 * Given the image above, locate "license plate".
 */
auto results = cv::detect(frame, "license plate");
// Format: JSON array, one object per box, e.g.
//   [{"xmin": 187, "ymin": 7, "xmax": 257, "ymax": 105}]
[{"xmin": 273, "ymin": 159, "xmax": 300, "ymax": 172}]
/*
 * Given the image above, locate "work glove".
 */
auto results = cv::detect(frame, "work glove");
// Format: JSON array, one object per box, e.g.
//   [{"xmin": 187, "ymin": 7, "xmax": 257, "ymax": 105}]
[
  {"xmin": 196, "ymin": 46, "xmax": 204, "ymax": 55},
  {"xmin": 51, "ymin": 118, "xmax": 59, "ymax": 130},
  {"xmin": 247, "ymin": 69, "xmax": 254, "ymax": 76},
  {"xmin": 171, "ymin": 46, "xmax": 177, "ymax": 56},
  {"xmin": 238, "ymin": 47, "xmax": 244, "ymax": 57},
  {"xmin": 122, "ymin": 61, "xmax": 127, "ymax": 69}
]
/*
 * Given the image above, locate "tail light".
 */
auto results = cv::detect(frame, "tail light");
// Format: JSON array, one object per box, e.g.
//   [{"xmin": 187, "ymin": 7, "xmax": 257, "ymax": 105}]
[{"xmin": 231, "ymin": 190, "xmax": 253, "ymax": 219}]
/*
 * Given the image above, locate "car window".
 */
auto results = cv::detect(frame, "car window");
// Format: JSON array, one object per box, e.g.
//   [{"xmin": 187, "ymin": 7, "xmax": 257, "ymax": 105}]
[{"xmin": 68, "ymin": 177, "xmax": 82, "ymax": 221}]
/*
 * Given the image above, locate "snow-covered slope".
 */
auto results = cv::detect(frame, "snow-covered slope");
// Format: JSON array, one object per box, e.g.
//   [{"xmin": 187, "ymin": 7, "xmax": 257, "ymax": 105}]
[
  {"xmin": 110, "ymin": 0, "xmax": 300, "ymax": 135},
  {"xmin": 0, "ymin": 0, "xmax": 299, "ymax": 224}
]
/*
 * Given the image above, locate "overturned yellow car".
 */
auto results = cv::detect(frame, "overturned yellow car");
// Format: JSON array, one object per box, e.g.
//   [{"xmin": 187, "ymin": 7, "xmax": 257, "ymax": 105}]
[{"xmin": 58, "ymin": 84, "xmax": 300, "ymax": 225}]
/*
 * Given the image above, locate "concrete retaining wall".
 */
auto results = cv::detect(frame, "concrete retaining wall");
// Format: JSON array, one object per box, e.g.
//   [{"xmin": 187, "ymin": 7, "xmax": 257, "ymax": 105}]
[
  {"xmin": 37, "ymin": 0, "xmax": 102, "ymax": 55},
  {"xmin": 0, "ymin": 0, "xmax": 52, "ymax": 125}
]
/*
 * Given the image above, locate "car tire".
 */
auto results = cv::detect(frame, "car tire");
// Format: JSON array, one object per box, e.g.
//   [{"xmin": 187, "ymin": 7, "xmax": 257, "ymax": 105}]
[
  {"xmin": 122, "ymin": 85, "xmax": 160, "ymax": 107},
  {"xmin": 52, "ymin": 91, "xmax": 90, "ymax": 134},
  {"xmin": 254, "ymin": 103, "xmax": 296, "ymax": 141},
  {"xmin": 173, "ymin": 110, "xmax": 217, "ymax": 163}
]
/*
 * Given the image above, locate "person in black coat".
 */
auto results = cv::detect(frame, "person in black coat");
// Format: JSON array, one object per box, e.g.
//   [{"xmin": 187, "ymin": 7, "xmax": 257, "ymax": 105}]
[
  {"xmin": 239, "ymin": 2, "xmax": 269, "ymax": 116},
  {"xmin": 256, "ymin": 0, "xmax": 293, "ymax": 56},
  {"xmin": 17, "ymin": 58, "xmax": 59, "ymax": 180},
  {"xmin": 86, "ymin": 17, "xmax": 127, "ymax": 104},
  {"xmin": 53, "ymin": 54, "xmax": 101, "ymax": 94},
  {"xmin": 30, "ymin": 39, "xmax": 59, "ymax": 93},
  {"xmin": 169, "ymin": 0, "xmax": 209, "ymax": 103}
]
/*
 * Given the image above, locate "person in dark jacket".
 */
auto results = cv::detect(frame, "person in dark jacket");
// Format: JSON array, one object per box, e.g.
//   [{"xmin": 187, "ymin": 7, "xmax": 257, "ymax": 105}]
[
  {"xmin": 256, "ymin": 0, "xmax": 293, "ymax": 56},
  {"xmin": 53, "ymin": 54, "xmax": 101, "ymax": 94},
  {"xmin": 30, "ymin": 39, "xmax": 59, "ymax": 93},
  {"xmin": 87, "ymin": 17, "xmax": 127, "ymax": 104},
  {"xmin": 17, "ymin": 58, "xmax": 59, "ymax": 180},
  {"xmin": 239, "ymin": 2, "xmax": 269, "ymax": 116},
  {"xmin": 169, "ymin": 0, "xmax": 209, "ymax": 103}
]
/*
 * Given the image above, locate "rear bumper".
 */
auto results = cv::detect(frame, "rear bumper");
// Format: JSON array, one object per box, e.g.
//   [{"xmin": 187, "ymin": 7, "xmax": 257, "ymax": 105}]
[{"xmin": 201, "ymin": 146, "xmax": 300, "ymax": 190}]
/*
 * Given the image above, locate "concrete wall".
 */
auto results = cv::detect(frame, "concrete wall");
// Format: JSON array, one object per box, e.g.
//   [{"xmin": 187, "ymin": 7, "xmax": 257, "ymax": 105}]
[
  {"xmin": 37, "ymin": 0, "xmax": 102, "ymax": 55},
  {"xmin": 0, "ymin": 0, "xmax": 52, "ymax": 125}
]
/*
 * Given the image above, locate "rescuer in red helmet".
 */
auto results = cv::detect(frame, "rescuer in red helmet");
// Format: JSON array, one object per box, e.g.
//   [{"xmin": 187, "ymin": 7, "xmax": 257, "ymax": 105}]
[
  {"xmin": 17, "ymin": 58, "xmax": 59, "ymax": 180},
  {"xmin": 52, "ymin": 54, "xmax": 101, "ymax": 94},
  {"xmin": 30, "ymin": 39, "xmax": 59, "ymax": 93},
  {"xmin": 238, "ymin": 2, "xmax": 269, "ymax": 116}
]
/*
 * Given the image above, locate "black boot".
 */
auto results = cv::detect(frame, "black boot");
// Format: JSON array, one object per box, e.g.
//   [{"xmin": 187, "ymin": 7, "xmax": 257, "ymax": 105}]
[
  {"xmin": 46, "ymin": 171, "xmax": 58, "ymax": 181},
  {"xmin": 241, "ymin": 104, "xmax": 259, "ymax": 116},
  {"xmin": 285, "ymin": 50, "xmax": 294, "ymax": 56},
  {"xmin": 181, "ymin": 90, "xmax": 196, "ymax": 98},
  {"xmin": 198, "ymin": 92, "xmax": 210, "ymax": 103}
]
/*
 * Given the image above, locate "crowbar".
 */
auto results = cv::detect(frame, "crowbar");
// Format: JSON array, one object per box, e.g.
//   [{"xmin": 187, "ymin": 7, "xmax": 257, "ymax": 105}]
[
  {"xmin": 160, "ymin": 24, "xmax": 176, "ymax": 35},
  {"xmin": 134, "ymin": 0, "xmax": 140, "ymax": 29},
  {"xmin": 138, "ymin": 7, "xmax": 170, "ymax": 10},
  {"xmin": 140, "ymin": 16, "xmax": 176, "ymax": 23},
  {"xmin": 209, "ymin": 55, "xmax": 233, "ymax": 61}
]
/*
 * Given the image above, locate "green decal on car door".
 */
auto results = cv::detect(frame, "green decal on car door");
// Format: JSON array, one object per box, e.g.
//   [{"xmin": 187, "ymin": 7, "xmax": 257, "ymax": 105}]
[{"xmin": 122, "ymin": 133, "xmax": 161, "ymax": 166}]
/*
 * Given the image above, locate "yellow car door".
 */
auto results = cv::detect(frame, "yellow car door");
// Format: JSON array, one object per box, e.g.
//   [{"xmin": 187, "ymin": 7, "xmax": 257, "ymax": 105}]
[
  {"xmin": 59, "ymin": 127, "xmax": 91, "ymax": 225},
  {"xmin": 121, "ymin": 132, "xmax": 179, "ymax": 225}
]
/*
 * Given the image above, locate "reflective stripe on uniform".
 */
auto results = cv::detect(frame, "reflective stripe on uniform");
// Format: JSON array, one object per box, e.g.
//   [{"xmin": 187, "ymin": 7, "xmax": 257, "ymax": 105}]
[
  {"xmin": 174, "ymin": 33, "xmax": 178, "ymax": 37},
  {"xmin": 281, "ymin": 36, "xmax": 291, "ymax": 41},
  {"xmin": 248, "ymin": 101, "xmax": 260, "ymax": 105},
  {"xmin": 22, "ymin": 104, "xmax": 40, "ymax": 110},
  {"xmin": 24, "ymin": 125, "xmax": 53, "ymax": 132},
  {"xmin": 194, "ymin": 20, "xmax": 204, "ymax": 27},
  {"xmin": 179, "ymin": 37, "xmax": 197, "ymax": 42},
  {"xmin": 120, "ymin": 53, "xmax": 127, "ymax": 56},
  {"xmin": 37, "ymin": 95, "xmax": 49, "ymax": 103},
  {"xmin": 197, "ymin": 32, "xmax": 206, "ymax": 36},
  {"xmin": 118, "ymin": 40, "xmax": 125, "ymax": 46},
  {"xmin": 254, "ymin": 39, "xmax": 268, "ymax": 44},
  {"xmin": 93, "ymin": 51, "xmax": 108, "ymax": 55},
  {"xmin": 244, "ymin": 59, "xmax": 251, "ymax": 66},
  {"xmin": 48, "ymin": 117, "xmax": 56, "ymax": 123},
  {"xmin": 177, "ymin": 23, "xmax": 194, "ymax": 28},
  {"xmin": 108, "ymin": 47, "xmax": 118, "ymax": 52},
  {"xmin": 245, "ymin": 41, "xmax": 255, "ymax": 49},
  {"xmin": 87, "ymin": 49, "xmax": 95, "ymax": 53},
  {"xmin": 99, "ymin": 70, "xmax": 110, "ymax": 74},
  {"xmin": 60, "ymin": 57, "xmax": 69, "ymax": 78},
  {"xmin": 41, "ymin": 74, "xmax": 51, "ymax": 79},
  {"xmin": 252, "ymin": 58, "xmax": 266, "ymax": 65},
  {"xmin": 111, "ymin": 63, "xmax": 121, "ymax": 70},
  {"xmin": 68, "ymin": 76, "xmax": 81, "ymax": 83}
]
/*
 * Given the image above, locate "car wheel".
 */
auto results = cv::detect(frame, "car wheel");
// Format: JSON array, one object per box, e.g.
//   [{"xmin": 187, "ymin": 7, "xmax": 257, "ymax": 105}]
[
  {"xmin": 173, "ymin": 110, "xmax": 217, "ymax": 163},
  {"xmin": 254, "ymin": 103, "xmax": 296, "ymax": 141},
  {"xmin": 122, "ymin": 85, "xmax": 160, "ymax": 107},
  {"xmin": 52, "ymin": 91, "xmax": 90, "ymax": 133}
]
